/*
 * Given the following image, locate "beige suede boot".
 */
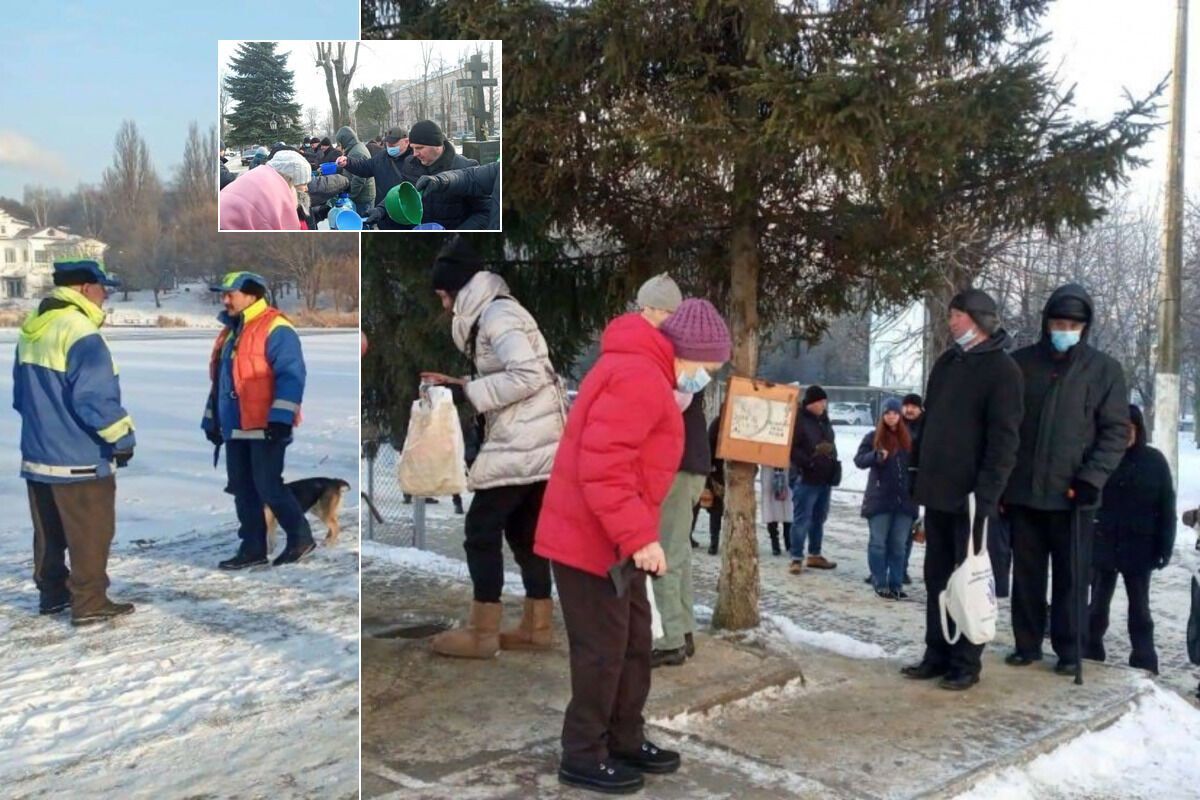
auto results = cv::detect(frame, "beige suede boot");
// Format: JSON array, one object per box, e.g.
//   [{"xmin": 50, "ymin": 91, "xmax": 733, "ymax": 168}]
[
  {"xmin": 498, "ymin": 598, "xmax": 555, "ymax": 651},
  {"xmin": 431, "ymin": 601, "xmax": 502, "ymax": 659}
]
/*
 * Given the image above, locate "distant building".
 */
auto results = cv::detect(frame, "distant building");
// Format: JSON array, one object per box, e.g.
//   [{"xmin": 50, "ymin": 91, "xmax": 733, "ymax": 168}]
[
  {"xmin": 0, "ymin": 209, "xmax": 108, "ymax": 300},
  {"xmin": 379, "ymin": 58, "xmax": 501, "ymax": 142}
]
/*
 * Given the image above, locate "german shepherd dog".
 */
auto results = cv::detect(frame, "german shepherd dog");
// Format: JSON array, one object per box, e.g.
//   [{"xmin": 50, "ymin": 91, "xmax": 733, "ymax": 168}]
[{"xmin": 265, "ymin": 478, "xmax": 351, "ymax": 553}]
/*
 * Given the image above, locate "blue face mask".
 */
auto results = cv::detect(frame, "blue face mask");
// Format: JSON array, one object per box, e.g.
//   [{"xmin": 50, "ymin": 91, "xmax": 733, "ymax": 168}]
[
  {"xmin": 1049, "ymin": 330, "xmax": 1081, "ymax": 352},
  {"xmin": 387, "ymin": 146, "xmax": 402, "ymax": 157},
  {"xmin": 677, "ymin": 366, "xmax": 712, "ymax": 394}
]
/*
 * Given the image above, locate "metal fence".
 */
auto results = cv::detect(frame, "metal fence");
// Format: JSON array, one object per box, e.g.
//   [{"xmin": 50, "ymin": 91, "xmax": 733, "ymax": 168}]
[{"xmin": 362, "ymin": 438, "xmax": 423, "ymax": 548}]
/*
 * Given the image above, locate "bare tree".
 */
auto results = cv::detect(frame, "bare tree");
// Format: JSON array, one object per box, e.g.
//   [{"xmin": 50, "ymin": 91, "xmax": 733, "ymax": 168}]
[
  {"xmin": 304, "ymin": 106, "xmax": 321, "ymax": 136},
  {"xmin": 100, "ymin": 121, "xmax": 163, "ymax": 302},
  {"xmin": 218, "ymin": 71, "xmax": 231, "ymax": 146},
  {"xmin": 315, "ymin": 42, "xmax": 360, "ymax": 129}
]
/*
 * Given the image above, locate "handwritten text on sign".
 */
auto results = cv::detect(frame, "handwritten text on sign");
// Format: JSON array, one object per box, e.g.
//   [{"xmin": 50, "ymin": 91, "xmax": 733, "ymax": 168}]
[{"xmin": 729, "ymin": 395, "xmax": 792, "ymax": 446}]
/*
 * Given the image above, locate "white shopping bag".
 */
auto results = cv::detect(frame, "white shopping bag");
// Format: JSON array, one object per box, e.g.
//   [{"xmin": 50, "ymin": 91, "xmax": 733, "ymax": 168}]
[
  {"xmin": 397, "ymin": 386, "xmax": 467, "ymax": 497},
  {"xmin": 939, "ymin": 512, "xmax": 998, "ymax": 646}
]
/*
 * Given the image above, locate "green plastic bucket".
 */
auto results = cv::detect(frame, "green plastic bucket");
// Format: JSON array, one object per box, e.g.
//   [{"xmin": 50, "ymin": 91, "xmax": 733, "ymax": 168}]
[{"xmin": 384, "ymin": 182, "xmax": 423, "ymax": 225}]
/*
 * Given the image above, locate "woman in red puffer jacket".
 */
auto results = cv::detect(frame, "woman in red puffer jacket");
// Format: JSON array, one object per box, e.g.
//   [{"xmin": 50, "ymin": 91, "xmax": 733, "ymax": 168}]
[{"xmin": 536, "ymin": 299, "xmax": 731, "ymax": 794}]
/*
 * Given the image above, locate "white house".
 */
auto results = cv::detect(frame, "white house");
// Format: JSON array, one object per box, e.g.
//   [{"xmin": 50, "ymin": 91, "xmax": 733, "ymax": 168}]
[{"xmin": 0, "ymin": 209, "xmax": 107, "ymax": 300}]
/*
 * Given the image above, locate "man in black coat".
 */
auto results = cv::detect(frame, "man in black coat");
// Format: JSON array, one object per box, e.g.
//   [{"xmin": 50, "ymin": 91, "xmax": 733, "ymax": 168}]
[
  {"xmin": 1003, "ymin": 284, "xmax": 1129, "ymax": 674},
  {"xmin": 397, "ymin": 120, "xmax": 489, "ymax": 230},
  {"xmin": 788, "ymin": 385, "xmax": 840, "ymax": 573},
  {"xmin": 1085, "ymin": 404, "xmax": 1174, "ymax": 674},
  {"xmin": 902, "ymin": 289, "xmax": 1023, "ymax": 691},
  {"xmin": 337, "ymin": 127, "xmax": 415, "ymax": 228}
]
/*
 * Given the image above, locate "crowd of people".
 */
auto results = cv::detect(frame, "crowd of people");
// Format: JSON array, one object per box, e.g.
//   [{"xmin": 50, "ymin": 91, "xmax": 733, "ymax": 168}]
[
  {"xmin": 11, "ymin": 263, "xmax": 315, "ymax": 627},
  {"xmin": 405, "ymin": 237, "xmax": 1196, "ymax": 794},
  {"xmin": 218, "ymin": 120, "xmax": 500, "ymax": 231}
]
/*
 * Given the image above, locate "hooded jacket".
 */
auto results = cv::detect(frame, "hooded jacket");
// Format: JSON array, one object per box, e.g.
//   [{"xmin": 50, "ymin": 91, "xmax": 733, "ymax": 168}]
[
  {"xmin": 1003, "ymin": 284, "xmax": 1129, "ymax": 510},
  {"xmin": 398, "ymin": 141, "xmax": 488, "ymax": 230},
  {"xmin": 1092, "ymin": 408, "xmax": 1176, "ymax": 573},
  {"xmin": 219, "ymin": 164, "xmax": 301, "ymax": 231},
  {"xmin": 452, "ymin": 272, "xmax": 565, "ymax": 490},
  {"xmin": 12, "ymin": 288, "xmax": 136, "ymax": 482},
  {"xmin": 334, "ymin": 126, "xmax": 376, "ymax": 211},
  {"xmin": 534, "ymin": 313, "xmax": 684, "ymax": 577},
  {"xmin": 913, "ymin": 329, "xmax": 1023, "ymax": 513},
  {"xmin": 201, "ymin": 298, "xmax": 305, "ymax": 441},
  {"xmin": 426, "ymin": 161, "xmax": 500, "ymax": 230}
]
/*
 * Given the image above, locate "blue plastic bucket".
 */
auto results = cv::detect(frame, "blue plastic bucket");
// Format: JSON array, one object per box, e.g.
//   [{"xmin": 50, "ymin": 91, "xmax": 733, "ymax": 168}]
[
  {"xmin": 319, "ymin": 161, "xmax": 338, "ymax": 175},
  {"xmin": 412, "ymin": 222, "xmax": 445, "ymax": 230}
]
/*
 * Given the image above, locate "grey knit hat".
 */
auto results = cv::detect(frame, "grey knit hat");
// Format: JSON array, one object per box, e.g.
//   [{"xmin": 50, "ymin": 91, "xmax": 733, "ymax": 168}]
[{"xmin": 636, "ymin": 273, "xmax": 682, "ymax": 313}]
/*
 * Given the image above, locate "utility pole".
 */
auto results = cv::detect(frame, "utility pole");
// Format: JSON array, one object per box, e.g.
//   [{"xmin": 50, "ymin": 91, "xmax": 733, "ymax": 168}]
[{"xmin": 1153, "ymin": 0, "xmax": 1188, "ymax": 485}]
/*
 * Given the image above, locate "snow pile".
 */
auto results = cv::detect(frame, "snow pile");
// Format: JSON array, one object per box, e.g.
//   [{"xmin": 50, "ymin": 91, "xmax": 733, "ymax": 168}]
[
  {"xmin": 653, "ymin": 676, "xmax": 807, "ymax": 732},
  {"xmin": 756, "ymin": 611, "xmax": 890, "ymax": 660},
  {"xmin": 363, "ymin": 540, "xmax": 527, "ymax": 595},
  {"xmin": 957, "ymin": 681, "xmax": 1200, "ymax": 800}
]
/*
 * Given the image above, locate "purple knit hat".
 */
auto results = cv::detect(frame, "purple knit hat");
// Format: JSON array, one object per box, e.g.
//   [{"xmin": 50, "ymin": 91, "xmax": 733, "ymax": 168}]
[{"xmin": 660, "ymin": 298, "xmax": 732, "ymax": 362}]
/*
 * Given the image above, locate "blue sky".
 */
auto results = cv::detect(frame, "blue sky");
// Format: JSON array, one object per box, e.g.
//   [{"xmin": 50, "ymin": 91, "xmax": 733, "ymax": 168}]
[{"xmin": 0, "ymin": 1, "xmax": 358, "ymax": 199}]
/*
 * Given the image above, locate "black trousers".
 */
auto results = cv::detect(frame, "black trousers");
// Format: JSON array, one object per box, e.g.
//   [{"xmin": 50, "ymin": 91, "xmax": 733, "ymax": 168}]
[
  {"xmin": 1009, "ymin": 506, "xmax": 1094, "ymax": 662},
  {"xmin": 554, "ymin": 561, "xmax": 651, "ymax": 765},
  {"xmin": 464, "ymin": 481, "xmax": 552, "ymax": 603},
  {"xmin": 921, "ymin": 508, "xmax": 984, "ymax": 676},
  {"xmin": 1088, "ymin": 568, "xmax": 1158, "ymax": 673},
  {"xmin": 987, "ymin": 513, "xmax": 1012, "ymax": 599}
]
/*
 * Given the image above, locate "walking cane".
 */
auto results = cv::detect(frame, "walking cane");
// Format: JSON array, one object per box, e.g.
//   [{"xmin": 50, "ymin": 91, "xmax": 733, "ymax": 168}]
[{"xmin": 1070, "ymin": 503, "xmax": 1084, "ymax": 686}]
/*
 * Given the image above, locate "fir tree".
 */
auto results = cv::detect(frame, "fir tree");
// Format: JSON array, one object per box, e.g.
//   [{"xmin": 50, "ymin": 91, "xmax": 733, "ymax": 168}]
[{"xmin": 224, "ymin": 42, "xmax": 304, "ymax": 146}]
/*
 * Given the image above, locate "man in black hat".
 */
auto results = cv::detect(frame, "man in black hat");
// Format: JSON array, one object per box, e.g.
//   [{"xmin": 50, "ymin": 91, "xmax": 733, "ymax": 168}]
[
  {"xmin": 397, "ymin": 120, "xmax": 490, "ymax": 230},
  {"xmin": 788, "ymin": 385, "xmax": 841, "ymax": 574},
  {"xmin": 1003, "ymin": 284, "xmax": 1129, "ymax": 675},
  {"xmin": 336, "ymin": 127, "xmax": 414, "ymax": 229},
  {"xmin": 901, "ymin": 288, "xmax": 1023, "ymax": 690}
]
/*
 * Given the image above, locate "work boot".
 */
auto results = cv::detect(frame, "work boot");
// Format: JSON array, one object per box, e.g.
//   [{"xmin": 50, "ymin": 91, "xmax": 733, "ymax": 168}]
[
  {"xmin": 273, "ymin": 540, "xmax": 316, "ymax": 566},
  {"xmin": 431, "ymin": 601, "xmax": 502, "ymax": 659},
  {"xmin": 900, "ymin": 660, "xmax": 949, "ymax": 680},
  {"xmin": 806, "ymin": 554, "xmax": 837, "ymax": 570},
  {"xmin": 650, "ymin": 647, "xmax": 687, "ymax": 668},
  {"xmin": 788, "ymin": 560, "xmax": 804, "ymax": 575},
  {"xmin": 499, "ymin": 598, "xmax": 554, "ymax": 651},
  {"xmin": 1005, "ymin": 651, "xmax": 1042, "ymax": 667},
  {"xmin": 610, "ymin": 741, "xmax": 681, "ymax": 774},
  {"xmin": 71, "ymin": 600, "xmax": 135, "ymax": 627},
  {"xmin": 558, "ymin": 759, "xmax": 644, "ymax": 795},
  {"xmin": 219, "ymin": 549, "xmax": 269, "ymax": 570},
  {"xmin": 684, "ymin": 632, "xmax": 695, "ymax": 658},
  {"xmin": 938, "ymin": 672, "xmax": 980, "ymax": 691}
]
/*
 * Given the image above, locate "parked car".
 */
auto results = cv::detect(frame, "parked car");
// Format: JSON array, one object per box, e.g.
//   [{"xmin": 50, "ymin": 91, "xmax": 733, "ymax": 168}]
[
  {"xmin": 828, "ymin": 401, "xmax": 872, "ymax": 426},
  {"xmin": 240, "ymin": 146, "xmax": 260, "ymax": 166}
]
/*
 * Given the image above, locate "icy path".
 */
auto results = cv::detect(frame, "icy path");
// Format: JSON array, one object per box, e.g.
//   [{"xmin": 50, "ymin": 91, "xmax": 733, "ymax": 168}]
[{"xmin": 0, "ymin": 331, "xmax": 360, "ymax": 797}]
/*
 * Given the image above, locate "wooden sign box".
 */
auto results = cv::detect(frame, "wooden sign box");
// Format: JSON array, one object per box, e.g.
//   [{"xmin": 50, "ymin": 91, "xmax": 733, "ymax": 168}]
[{"xmin": 715, "ymin": 377, "xmax": 800, "ymax": 469}]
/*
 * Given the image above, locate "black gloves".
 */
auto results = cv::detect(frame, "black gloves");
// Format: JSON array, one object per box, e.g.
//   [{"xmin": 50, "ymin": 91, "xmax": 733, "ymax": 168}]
[
  {"xmin": 206, "ymin": 429, "xmax": 223, "ymax": 446},
  {"xmin": 266, "ymin": 422, "xmax": 293, "ymax": 442},
  {"xmin": 115, "ymin": 449, "xmax": 134, "ymax": 468},
  {"xmin": 415, "ymin": 175, "xmax": 443, "ymax": 196},
  {"xmin": 364, "ymin": 206, "xmax": 386, "ymax": 225},
  {"xmin": 1068, "ymin": 478, "xmax": 1100, "ymax": 507}
]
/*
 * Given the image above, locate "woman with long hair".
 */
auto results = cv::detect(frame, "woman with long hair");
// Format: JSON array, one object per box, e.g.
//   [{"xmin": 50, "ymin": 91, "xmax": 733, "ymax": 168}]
[{"xmin": 854, "ymin": 398, "xmax": 917, "ymax": 599}]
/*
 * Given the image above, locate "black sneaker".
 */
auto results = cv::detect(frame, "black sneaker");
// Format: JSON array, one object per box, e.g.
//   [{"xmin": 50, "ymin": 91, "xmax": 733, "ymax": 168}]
[
  {"xmin": 684, "ymin": 632, "xmax": 695, "ymax": 658},
  {"xmin": 558, "ymin": 760, "xmax": 645, "ymax": 795},
  {"xmin": 938, "ymin": 672, "xmax": 980, "ymax": 691},
  {"xmin": 273, "ymin": 540, "xmax": 317, "ymax": 566},
  {"xmin": 874, "ymin": 588, "xmax": 894, "ymax": 600},
  {"xmin": 71, "ymin": 600, "xmax": 135, "ymax": 626},
  {"xmin": 611, "ymin": 741, "xmax": 681, "ymax": 774},
  {"xmin": 219, "ymin": 551, "xmax": 269, "ymax": 570},
  {"xmin": 900, "ymin": 660, "xmax": 949, "ymax": 680},
  {"xmin": 39, "ymin": 596, "xmax": 70, "ymax": 615},
  {"xmin": 890, "ymin": 589, "xmax": 909, "ymax": 601},
  {"xmin": 651, "ymin": 647, "xmax": 687, "ymax": 668},
  {"xmin": 707, "ymin": 546, "xmax": 718, "ymax": 556},
  {"xmin": 1004, "ymin": 651, "xmax": 1042, "ymax": 667}
]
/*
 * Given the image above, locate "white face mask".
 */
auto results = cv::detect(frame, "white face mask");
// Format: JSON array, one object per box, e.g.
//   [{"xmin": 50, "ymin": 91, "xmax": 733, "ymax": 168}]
[{"xmin": 954, "ymin": 327, "xmax": 978, "ymax": 348}]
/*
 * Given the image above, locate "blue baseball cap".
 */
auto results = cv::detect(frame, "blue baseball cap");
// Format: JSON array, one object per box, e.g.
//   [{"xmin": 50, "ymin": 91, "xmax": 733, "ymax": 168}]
[
  {"xmin": 210, "ymin": 271, "xmax": 268, "ymax": 293},
  {"xmin": 53, "ymin": 259, "xmax": 121, "ymax": 289}
]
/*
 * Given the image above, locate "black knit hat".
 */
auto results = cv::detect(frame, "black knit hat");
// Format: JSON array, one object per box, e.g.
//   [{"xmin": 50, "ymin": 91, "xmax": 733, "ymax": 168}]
[
  {"xmin": 408, "ymin": 120, "xmax": 444, "ymax": 147},
  {"xmin": 802, "ymin": 385, "xmax": 828, "ymax": 406},
  {"xmin": 902, "ymin": 393, "xmax": 923, "ymax": 408},
  {"xmin": 431, "ymin": 236, "xmax": 484, "ymax": 294},
  {"xmin": 1046, "ymin": 295, "xmax": 1091, "ymax": 323},
  {"xmin": 949, "ymin": 288, "xmax": 1000, "ymax": 335},
  {"xmin": 320, "ymin": 137, "xmax": 332, "ymax": 147}
]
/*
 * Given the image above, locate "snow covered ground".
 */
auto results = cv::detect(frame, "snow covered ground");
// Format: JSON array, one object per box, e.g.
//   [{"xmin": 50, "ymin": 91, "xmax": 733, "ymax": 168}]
[{"xmin": 0, "ymin": 331, "xmax": 360, "ymax": 798}]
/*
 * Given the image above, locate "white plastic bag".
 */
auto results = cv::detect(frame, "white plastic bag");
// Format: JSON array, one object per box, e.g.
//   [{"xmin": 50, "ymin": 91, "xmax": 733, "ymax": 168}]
[
  {"xmin": 397, "ymin": 386, "xmax": 467, "ymax": 497},
  {"xmin": 939, "ymin": 515, "xmax": 998, "ymax": 646},
  {"xmin": 647, "ymin": 575, "xmax": 664, "ymax": 640}
]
